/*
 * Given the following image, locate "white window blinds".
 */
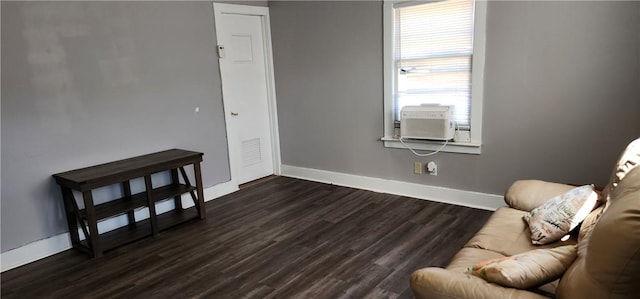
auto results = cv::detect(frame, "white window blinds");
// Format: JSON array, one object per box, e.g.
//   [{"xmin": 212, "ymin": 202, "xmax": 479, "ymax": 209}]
[{"xmin": 394, "ymin": 0, "xmax": 475, "ymax": 129}]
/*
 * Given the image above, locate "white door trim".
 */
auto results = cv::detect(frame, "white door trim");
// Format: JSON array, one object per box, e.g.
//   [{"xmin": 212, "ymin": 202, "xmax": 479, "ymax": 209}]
[{"xmin": 213, "ymin": 3, "xmax": 281, "ymax": 187}]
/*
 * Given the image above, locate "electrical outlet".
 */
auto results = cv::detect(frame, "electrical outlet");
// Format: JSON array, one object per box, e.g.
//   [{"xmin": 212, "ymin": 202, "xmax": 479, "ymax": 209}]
[
  {"xmin": 414, "ymin": 162, "xmax": 422, "ymax": 174},
  {"xmin": 427, "ymin": 161, "xmax": 438, "ymax": 176}
]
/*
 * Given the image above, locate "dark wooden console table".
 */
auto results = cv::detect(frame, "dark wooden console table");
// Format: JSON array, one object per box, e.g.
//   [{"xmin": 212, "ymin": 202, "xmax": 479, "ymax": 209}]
[{"xmin": 53, "ymin": 149, "xmax": 205, "ymax": 258}]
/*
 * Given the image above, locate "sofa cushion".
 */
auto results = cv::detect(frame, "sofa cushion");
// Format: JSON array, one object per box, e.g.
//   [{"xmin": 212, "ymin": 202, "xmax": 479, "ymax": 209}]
[
  {"xmin": 505, "ymin": 180, "xmax": 576, "ymax": 212},
  {"xmin": 466, "ymin": 245, "xmax": 577, "ymax": 289},
  {"xmin": 577, "ymin": 204, "xmax": 605, "ymax": 248},
  {"xmin": 523, "ymin": 185, "xmax": 599, "ymax": 245},
  {"xmin": 446, "ymin": 247, "xmax": 506, "ymax": 272},
  {"xmin": 446, "ymin": 243, "xmax": 564, "ymax": 297},
  {"xmin": 465, "ymin": 207, "xmax": 576, "ymax": 257},
  {"xmin": 556, "ymin": 166, "xmax": 640, "ymax": 299},
  {"xmin": 411, "ymin": 267, "xmax": 551, "ymax": 299}
]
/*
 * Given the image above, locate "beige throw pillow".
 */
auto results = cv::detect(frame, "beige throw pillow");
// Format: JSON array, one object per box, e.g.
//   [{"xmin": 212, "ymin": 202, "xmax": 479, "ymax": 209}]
[
  {"xmin": 467, "ymin": 245, "xmax": 578, "ymax": 289},
  {"xmin": 523, "ymin": 185, "xmax": 599, "ymax": 245}
]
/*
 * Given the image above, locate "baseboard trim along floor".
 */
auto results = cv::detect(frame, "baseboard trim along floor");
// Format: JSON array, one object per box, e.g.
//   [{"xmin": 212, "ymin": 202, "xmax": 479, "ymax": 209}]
[{"xmin": 280, "ymin": 165, "xmax": 505, "ymax": 212}]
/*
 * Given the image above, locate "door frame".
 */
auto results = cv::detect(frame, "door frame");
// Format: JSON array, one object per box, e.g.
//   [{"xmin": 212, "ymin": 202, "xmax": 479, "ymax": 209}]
[{"xmin": 213, "ymin": 3, "xmax": 281, "ymax": 186}]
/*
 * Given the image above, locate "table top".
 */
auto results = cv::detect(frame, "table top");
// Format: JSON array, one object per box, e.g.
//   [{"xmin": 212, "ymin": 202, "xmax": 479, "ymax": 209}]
[{"xmin": 53, "ymin": 149, "xmax": 203, "ymax": 191}]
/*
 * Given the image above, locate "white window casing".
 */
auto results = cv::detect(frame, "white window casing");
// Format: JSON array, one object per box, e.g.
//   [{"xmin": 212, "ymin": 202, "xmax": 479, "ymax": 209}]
[{"xmin": 382, "ymin": 0, "xmax": 486, "ymax": 155}]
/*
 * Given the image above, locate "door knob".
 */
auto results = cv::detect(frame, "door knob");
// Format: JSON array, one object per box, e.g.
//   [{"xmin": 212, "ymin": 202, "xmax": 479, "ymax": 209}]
[{"xmin": 231, "ymin": 112, "xmax": 239, "ymax": 116}]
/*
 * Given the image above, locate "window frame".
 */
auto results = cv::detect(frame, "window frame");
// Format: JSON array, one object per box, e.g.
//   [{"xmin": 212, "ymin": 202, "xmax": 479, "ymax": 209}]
[{"xmin": 382, "ymin": 0, "xmax": 487, "ymax": 155}]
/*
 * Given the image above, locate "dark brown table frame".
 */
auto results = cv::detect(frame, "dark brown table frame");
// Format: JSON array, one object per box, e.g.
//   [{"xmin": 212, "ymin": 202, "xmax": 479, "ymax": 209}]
[{"xmin": 53, "ymin": 149, "xmax": 205, "ymax": 258}]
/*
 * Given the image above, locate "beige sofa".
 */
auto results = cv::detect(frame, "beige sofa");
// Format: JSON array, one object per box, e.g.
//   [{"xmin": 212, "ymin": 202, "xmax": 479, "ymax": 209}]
[{"xmin": 410, "ymin": 138, "xmax": 640, "ymax": 299}]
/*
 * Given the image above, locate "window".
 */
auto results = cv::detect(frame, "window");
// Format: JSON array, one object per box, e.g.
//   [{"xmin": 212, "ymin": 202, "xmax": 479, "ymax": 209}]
[{"xmin": 383, "ymin": 0, "xmax": 486, "ymax": 154}]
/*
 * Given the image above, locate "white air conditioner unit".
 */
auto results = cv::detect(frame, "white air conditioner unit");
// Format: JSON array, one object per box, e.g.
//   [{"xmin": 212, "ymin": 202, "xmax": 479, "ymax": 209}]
[{"xmin": 400, "ymin": 105, "xmax": 455, "ymax": 140}]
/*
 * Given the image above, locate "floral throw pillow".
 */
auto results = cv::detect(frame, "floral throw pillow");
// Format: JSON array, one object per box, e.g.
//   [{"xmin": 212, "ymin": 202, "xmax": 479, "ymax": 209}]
[
  {"xmin": 467, "ymin": 245, "xmax": 577, "ymax": 289},
  {"xmin": 523, "ymin": 185, "xmax": 599, "ymax": 245}
]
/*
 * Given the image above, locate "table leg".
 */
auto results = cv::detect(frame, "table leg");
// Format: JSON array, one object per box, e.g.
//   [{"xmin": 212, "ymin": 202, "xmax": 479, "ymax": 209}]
[
  {"xmin": 61, "ymin": 187, "xmax": 81, "ymax": 247},
  {"xmin": 82, "ymin": 190, "xmax": 102, "ymax": 258},
  {"xmin": 171, "ymin": 169, "xmax": 183, "ymax": 210},
  {"xmin": 194, "ymin": 162, "xmax": 206, "ymax": 219},
  {"xmin": 123, "ymin": 181, "xmax": 136, "ymax": 226},
  {"xmin": 144, "ymin": 175, "xmax": 159, "ymax": 236}
]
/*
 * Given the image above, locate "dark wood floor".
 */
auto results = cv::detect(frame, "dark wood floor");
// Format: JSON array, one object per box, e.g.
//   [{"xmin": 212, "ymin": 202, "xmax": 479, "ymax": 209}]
[{"xmin": 1, "ymin": 177, "xmax": 491, "ymax": 299}]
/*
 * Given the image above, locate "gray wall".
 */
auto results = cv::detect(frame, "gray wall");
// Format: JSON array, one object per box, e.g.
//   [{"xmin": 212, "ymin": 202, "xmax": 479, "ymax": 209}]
[
  {"xmin": 1, "ymin": 1, "xmax": 232, "ymax": 252},
  {"xmin": 270, "ymin": 1, "xmax": 640, "ymax": 194}
]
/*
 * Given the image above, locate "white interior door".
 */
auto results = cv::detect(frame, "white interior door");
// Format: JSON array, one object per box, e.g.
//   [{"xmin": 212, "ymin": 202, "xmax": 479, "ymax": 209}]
[{"xmin": 214, "ymin": 3, "xmax": 279, "ymax": 186}]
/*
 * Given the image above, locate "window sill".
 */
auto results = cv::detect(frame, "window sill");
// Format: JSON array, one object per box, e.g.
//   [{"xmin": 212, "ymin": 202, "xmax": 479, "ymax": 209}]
[{"xmin": 381, "ymin": 136, "xmax": 481, "ymax": 155}]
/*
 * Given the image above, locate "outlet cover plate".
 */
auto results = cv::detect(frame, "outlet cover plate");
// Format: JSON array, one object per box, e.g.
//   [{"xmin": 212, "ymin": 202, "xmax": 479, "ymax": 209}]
[{"xmin": 414, "ymin": 162, "xmax": 422, "ymax": 174}]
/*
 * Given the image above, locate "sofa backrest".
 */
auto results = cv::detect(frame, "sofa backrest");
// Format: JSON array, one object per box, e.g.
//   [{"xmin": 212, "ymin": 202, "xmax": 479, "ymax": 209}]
[
  {"xmin": 556, "ymin": 138, "xmax": 640, "ymax": 299},
  {"xmin": 601, "ymin": 138, "xmax": 640, "ymax": 202}
]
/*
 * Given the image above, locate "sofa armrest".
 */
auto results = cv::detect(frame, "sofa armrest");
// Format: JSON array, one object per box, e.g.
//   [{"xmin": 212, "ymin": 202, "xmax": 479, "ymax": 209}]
[
  {"xmin": 504, "ymin": 180, "xmax": 575, "ymax": 212},
  {"xmin": 410, "ymin": 268, "xmax": 550, "ymax": 299}
]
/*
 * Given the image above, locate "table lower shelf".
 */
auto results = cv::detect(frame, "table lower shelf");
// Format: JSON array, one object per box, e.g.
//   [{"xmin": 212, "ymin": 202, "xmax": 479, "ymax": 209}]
[
  {"xmin": 80, "ymin": 184, "xmax": 197, "ymax": 220},
  {"xmin": 78, "ymin": 207, "xmax": 200, "ymax": 253}
]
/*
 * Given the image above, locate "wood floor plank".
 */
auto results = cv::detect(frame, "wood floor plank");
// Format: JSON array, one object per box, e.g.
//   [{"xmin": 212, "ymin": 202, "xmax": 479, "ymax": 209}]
[
  {"xmin": 341, "ymin": 262, "xmax": 395, "ymax": 298},
  {"xmin": 363, "ymin": 287, "xmax": 400, "ymax": 299},
  {"xmin": 1, "ymin": 176, "xmax": 492, "ymax": 298}
]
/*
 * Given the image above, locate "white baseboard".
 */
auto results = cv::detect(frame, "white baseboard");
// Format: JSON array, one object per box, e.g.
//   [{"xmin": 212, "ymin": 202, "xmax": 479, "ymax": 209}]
[
  {"xmin": 0, "ymin": 181, "xmax": 238, "ymax": 272},
  {"xmin": 281, "ymin": 165, "xmax": 505, "ymax": 211}
]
